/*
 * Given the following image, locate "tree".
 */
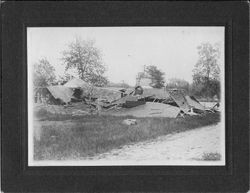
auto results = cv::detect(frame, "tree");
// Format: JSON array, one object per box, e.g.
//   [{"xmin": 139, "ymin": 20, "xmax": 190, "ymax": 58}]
[
  {"xmin": 33, "ymin": 58, "xmax": 56, "ymax": 87},
  {"xmin": 192, "ymin": 42, "xmax": 221, "ymax": 98},
  {"xmin": 57, "ymin": 73, "xmax": 73, "ymax": 85},
  {"xmin": 61, "ymin": 37, "xmax": 107, "ymax": 86},
  {"xmin": 87, "ymin": 73, "xmax": 108, "ymax": 87},
  {"xmin": 166, "ymin": 78, "xmax": 190, "ymax": 92},
  {"xmin": 145, "ymin": 65, "xmax": 165, "ymax": 88}
]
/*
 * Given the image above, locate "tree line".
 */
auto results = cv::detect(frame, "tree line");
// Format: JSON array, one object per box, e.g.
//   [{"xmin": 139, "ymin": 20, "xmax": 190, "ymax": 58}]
[
  {"xmin": 138, "ymin": 42, "xmax": 221, "ymax": 99},
  {"xmin": 33, "ymin": 38, "xmax": 221, "ymax": 100}
]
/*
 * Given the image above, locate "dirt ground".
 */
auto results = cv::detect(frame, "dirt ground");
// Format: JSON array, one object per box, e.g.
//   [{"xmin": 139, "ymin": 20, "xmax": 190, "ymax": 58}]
[{"xmin": 79, "ymin": 123, "xmax": 224, "ymax": 165}]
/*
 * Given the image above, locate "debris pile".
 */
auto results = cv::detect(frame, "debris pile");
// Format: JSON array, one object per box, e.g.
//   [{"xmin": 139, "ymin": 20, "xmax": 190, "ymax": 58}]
[{"xmin": 34, "ymin": 78, "xmax": 219, "ymax": 118}]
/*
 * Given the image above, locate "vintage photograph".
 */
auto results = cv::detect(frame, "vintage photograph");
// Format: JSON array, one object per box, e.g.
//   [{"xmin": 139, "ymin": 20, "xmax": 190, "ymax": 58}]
[{"xmin": 28, "ymin": 27, "xmax": 225, "ymax": 166}]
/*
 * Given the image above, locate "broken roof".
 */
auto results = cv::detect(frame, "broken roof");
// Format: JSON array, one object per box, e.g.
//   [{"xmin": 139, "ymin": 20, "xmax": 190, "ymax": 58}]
[
  {"xmin": 90, "ymin": 87, "xmax": 122, "ymax": 102},
  {"xmin": 112, "ymin": 95, "xmax": 138, "ymax": 105},
  {"xmin": 168, "ymin": 90, "xmax": 190, "ymax": 113},
  {"xmin": 105, "ymin": 102, "xmax": 180, "ymax": 118},
  {"xmin": 47, "ymin": 85, "xmax": 74, "ymax": 103},
  {"xmin": 185, "ymin": 96, "xmax": 205, "ymax": 111}
]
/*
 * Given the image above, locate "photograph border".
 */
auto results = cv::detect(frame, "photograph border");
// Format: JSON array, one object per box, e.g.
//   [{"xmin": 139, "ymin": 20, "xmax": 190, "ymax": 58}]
[
  {"xmin": 1, "ymin": 1, "xmax": 249, "ymax": 192},
  {"xmin": 27, "ymin": 26, "xmax": 226, "ymax": 167}
]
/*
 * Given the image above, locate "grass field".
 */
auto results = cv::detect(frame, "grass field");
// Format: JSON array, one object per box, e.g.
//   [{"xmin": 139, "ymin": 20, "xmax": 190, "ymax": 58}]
[{"xmin": 34, "ymin": 112, "xmax": 221, "ymax": 160}]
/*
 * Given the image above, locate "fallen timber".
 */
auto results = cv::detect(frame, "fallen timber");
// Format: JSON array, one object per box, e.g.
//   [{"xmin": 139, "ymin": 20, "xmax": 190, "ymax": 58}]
[
  {"xmin": 34, "ymin": 78, "xmax": 219, "ymax": 118},
  {"xmin": 89, "ymin": 87, "xmax": 218, "ymax": 118}
]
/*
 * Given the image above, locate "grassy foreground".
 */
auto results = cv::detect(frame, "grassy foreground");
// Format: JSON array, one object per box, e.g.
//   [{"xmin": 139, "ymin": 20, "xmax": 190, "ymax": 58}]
[{"xmin": 34, "ymin": 112, "xmax": 220, "ymax": 160}]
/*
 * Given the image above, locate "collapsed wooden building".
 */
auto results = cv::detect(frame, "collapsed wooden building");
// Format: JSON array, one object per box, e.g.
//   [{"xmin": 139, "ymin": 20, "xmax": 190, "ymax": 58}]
[{"xmin": 34, "ymin": 78, "xmax": 218, "ymax": 118}]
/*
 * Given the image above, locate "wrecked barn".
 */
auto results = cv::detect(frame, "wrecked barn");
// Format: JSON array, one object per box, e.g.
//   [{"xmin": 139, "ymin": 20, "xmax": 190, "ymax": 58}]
[
  {"xmin": 34, "ymin": 86, "xmax": 76, "ymax": 105},
  {"xmin": 34, "ymin": 77, "xmax": 217, "ymax": 118},
  {"xmin": 100, "ymin": 86, "xmax": 214, "ymax": 118}
]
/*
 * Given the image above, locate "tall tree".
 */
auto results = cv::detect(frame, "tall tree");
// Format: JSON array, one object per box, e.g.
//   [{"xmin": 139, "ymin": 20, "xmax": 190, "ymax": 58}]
[
  {"xmin": 33, "ymin": 58, "xmax": 56, "ymax": 87},
  {"xmin": 145, "ymin": 65, "xmax": 165, "ymax": 88},
  {"xmin": 61, "ymin": 37, "xmax": 107, "ymax": 86},
  {"xmin": 192, "ymin": 42, "xmax": 221, "ymax": 98}
]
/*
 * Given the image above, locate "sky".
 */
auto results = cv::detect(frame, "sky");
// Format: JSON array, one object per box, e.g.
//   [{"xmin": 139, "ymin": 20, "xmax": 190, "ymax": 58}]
[{"xmin": 27, "ymin": 27, "xmax": 224, "ymax": 86}]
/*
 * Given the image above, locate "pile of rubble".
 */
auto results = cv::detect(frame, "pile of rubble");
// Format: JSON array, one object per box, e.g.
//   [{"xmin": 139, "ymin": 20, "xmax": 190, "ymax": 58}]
[
  {"xmin": 95, "ymin": 87, "xmax": 219, "ymax": 118},
  {"xmin": 34, "ymin": 78, "xmax": 219, "ymax": 118}
]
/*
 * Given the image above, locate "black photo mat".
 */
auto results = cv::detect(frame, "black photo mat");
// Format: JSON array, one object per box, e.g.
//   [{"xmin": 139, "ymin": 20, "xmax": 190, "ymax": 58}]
[{"xmin": 1, "ymin": 1, "xmax": 249, "ymax": 192}]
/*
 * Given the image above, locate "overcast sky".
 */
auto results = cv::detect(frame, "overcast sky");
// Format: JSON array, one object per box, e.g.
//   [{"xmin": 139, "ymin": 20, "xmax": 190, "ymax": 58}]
[{"xmin": 27, "ymin": 27, "xmax": 224, "ymax": 86}]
